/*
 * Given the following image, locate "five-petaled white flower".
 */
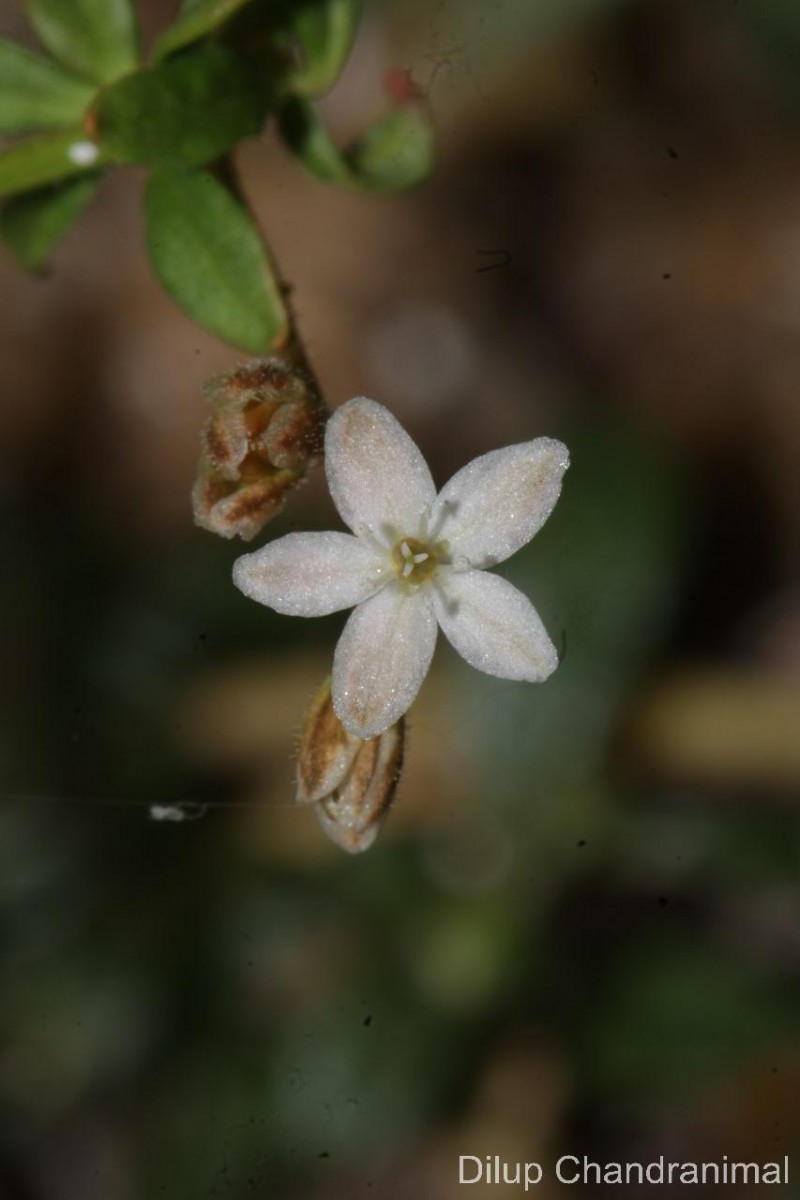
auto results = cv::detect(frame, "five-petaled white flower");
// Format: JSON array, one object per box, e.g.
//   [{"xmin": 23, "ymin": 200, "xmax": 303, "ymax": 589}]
[{"xmin": 233, "ymin": 398, "xmax": 569, "ymax": 739}]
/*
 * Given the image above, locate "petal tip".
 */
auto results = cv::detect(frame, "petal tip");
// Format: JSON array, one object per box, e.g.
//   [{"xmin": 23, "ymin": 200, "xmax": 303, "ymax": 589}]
[
  {"xmin": 331, "ymin": 665, "xmax": 399, "ymax": 739},
  {"xmin": 331, "ymin": 691, "xmax": 393, "ymax": 741},
  {"xmin": 516, "ymin": 628, "xmax": 560, "ymax": 683},
  {"xmin": 545, "ymin": 436, "xmax": 570, "ymax": 473},
  {"xmin": 531, "ymin": 643, "xmax": 560, "ymax": 682},
  {"xmin": 231, "ymin": 552, "xmax": 254, "ymax": 596},
  {"xmin": 325, "ymin": 395, "xmax": 381, "ymax": 438},
  {"xmin": 526, "ymin": 435, "xmax": 570, "ymax": 478}
]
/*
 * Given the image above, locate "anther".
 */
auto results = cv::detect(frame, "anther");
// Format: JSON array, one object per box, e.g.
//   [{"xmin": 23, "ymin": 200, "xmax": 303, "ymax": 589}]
[{"xmin": 392, "ymin": 535, "xmax": 438, "ymax": 584}]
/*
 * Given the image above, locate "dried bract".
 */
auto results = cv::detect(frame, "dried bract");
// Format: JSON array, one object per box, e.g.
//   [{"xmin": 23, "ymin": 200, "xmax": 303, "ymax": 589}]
[
  {"xmin": 297, "ymin": 679, "xmax": 404, "ymax": 854},
  {"xmin": 193, "ymin": 359, "xmax": 324, "ymax": 541}
]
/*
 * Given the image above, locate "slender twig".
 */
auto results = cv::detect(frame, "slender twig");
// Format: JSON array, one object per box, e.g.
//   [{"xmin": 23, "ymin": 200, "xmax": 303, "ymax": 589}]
[{"xmin": 216, "ymin": 152, "xmax": 327, "ymax": 413}]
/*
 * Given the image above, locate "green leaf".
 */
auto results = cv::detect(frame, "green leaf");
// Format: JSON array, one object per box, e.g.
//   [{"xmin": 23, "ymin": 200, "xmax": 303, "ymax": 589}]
[
  {"xmin": 153, "ymin": 0, "xmax": 256, "ymax": 60},
  {"xmin": 0, "ymin": 39, "xmax": 95, "ymax": 133},
  {"xmin": 144, "ymin": 168, "xmax": 288, "ymax": 352},
  {"xmin": 0, "ymin": 130, "xmax": 105, "ymax": 199},
  {"xmin": 26, "ymin": 0, "xmax": 139, "ymax": 84},
  {"xmin": 96, "ymin": 43, "xmax": 265, "ymax": 169},
  {"xmin": 279, "ymin": 97, "xmax": 434, "ymax": 192},
  {"xmin": 348, "ymin": 106, "xmax": 434, "ymax": 192},
  {"xmin": 286, "ymin": 0, "xmax": 362, "ymax": 97},
  {"xmin": 1, "ymin": 174, "xmax": 100, "ymax": 271},
  {"xmin": 277, "ymin": 95, "xmax": 350, "ymax": 183}
]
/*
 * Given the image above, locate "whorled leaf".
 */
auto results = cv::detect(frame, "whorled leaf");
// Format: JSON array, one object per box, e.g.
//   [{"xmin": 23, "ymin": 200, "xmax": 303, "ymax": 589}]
[
  {"xmin": 0, "ymin": 39, "xmax": 95, "ymax": 134},
  {"xmin": 96, "ymin": 43, "xmax": 265, "ymax": 169},
  {"xmin": 153, "ymin": 0, "xmax": 257, "ymax": 60},
  {"xmin": 144, "ymin": 168, "xmax": 288, "ymax": 353},
  {"xmin": 26, "ymin": 0, "xmax": 139, "ymax": 84},
  {"xmin": 284, "ymin": 0, "xmax": 362, "ymax": 98},
  {"xmin": 278, "ymin": 96, "xmax": 434, "ymax": 192},
  {"xmin": 1, "ymin": 174, "xmax": 100, "ymax": 271},
  {"xmin": 0, "ymin": 130, "xmax": 104, "ymax": 199}
]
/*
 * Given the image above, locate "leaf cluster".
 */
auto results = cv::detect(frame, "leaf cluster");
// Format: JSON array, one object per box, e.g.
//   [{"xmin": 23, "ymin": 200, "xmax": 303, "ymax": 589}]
[{"xmin": 0, "ymin": 0, "xmax": 435, "ymax": 350}]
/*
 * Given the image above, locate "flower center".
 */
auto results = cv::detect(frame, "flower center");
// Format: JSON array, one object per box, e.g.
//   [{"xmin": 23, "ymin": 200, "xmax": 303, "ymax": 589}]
[{"xmin": 391, "ymin": 537, "xmax": 438, "ymax": 586}]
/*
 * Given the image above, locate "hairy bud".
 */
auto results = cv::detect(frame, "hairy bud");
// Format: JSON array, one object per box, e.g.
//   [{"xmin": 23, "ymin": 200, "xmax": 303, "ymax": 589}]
[
  {"xmin": 193, "ymin": 358, "xmax": 325, "ymax": 541},
  {"xmin": 297, "ymin": 679, "xmax": 404, "ymax": 854}
]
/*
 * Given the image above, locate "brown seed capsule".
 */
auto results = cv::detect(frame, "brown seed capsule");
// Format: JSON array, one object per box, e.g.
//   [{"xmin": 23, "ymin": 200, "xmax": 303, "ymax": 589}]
[
  {"xmin": 296, "ymin": 679, "xmax": 404, "ymax": 854},
  {"xmin": 192, "ymin": 358, "xmax": 325, "ymax": 541}
]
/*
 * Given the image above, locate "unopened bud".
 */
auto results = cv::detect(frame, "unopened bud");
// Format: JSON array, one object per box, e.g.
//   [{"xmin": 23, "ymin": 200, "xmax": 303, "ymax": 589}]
[
  {"xmin": 193, "ymin": 358, "xmax": 325, "ymax": 541},
  {"xmin": 296, "ymin": 679, "xmax": 404, "ymax": 854}
]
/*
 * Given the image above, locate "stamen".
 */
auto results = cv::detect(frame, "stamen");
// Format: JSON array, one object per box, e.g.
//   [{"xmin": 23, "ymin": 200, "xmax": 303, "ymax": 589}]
[{"xmin": 392, "ymin": 535, "xmax": 438, "ymax": 585}]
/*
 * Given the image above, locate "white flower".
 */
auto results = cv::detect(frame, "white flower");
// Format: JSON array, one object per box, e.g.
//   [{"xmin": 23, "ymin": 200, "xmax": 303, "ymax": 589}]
[{"xmin": 233, "ymin": 398, "xmax": 569, "ymax": 739}]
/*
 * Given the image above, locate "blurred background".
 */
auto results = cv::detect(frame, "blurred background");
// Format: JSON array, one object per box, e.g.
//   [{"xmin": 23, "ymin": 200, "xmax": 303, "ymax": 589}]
[{"xmin": 2, "ymin": 0, "xmax": 800, "ymax": 1195}]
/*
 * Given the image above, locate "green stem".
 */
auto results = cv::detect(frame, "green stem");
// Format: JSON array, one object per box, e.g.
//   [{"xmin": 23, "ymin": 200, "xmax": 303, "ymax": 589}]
[{"xmin": 216, "ymin": 151, "xmax": 327, "ymax": 415}]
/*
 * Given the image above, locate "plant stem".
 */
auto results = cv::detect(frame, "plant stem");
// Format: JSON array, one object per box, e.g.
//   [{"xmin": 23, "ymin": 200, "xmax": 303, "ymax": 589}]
[{"xmin": 216, "ymin": 152, "xmax": 327, "ymax": 413}]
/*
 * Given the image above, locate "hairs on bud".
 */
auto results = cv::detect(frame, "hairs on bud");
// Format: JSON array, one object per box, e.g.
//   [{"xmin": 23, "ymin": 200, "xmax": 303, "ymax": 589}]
[
  {"xmin": 296, "ymin": 679, "xmax": 405, "ymax": 853},
  {"xmin": 193, "ymin": 358, "xmax": 325, "ymax": 541}
]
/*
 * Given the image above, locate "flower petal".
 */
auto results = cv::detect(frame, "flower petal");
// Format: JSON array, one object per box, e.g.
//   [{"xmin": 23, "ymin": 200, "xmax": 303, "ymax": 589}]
[
  {"xmin": 232, "ymin": 532, "xmax": 388, "ymax": 616},
  {"xmin": 430, "ymin": 438, "xmax": 569, "ymax": 568},
  {"xmin": 325, "ymin": 398, "xmax": 436, "ymax": 546},
  {"xmin": 432, "ymin": 569, "xmax": 558, "ymax": 681},
  {"xmin": 332, "ymin": 582, "xmax": 437, "ymax": 738}
]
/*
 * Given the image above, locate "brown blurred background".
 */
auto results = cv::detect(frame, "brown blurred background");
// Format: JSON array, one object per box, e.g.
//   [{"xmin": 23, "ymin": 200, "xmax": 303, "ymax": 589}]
[{"xmin": 2, "ymin": 0, "xmax": 800, "ymax": 1196}]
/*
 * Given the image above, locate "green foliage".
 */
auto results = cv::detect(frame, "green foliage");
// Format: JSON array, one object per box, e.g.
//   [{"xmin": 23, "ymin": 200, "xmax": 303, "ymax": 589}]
[
  {"xmin": 97, "ymin": 43, "xmax": 265, "ymax": 169},
  {"xmin": 144, "ymin": 168, "xmax": 288, "ymax": 352},
  {"xmin": 26, "ymin": 0, "xmax": 139, "ymax": 84},
  {"xmin": 278, "ymin": 96, "xmax": 349, "ymax": 182},
  {"xmin": 734, "ymin": 0, "xmax": 800, "ymax": 105},
  {"xmin": 153, "ymin": 0, "xmax": 257, "ymax": 61},
  {"xmin": 0, "ymin": 39, "xmax": 94, "ymax": 133},
  {"xmin": 284, "ymin": 0, "xmax": 363, "ymax": 97},
  {"xmin": 0, "ymin": 0, "xmax": 436, "ymax": 345},
  {"xmin": 0, "ymin": 130, "xmax": 104, "ymax": 199},
  {"xmin": 587, "ymin": 941, "xmax": 797, "ymax": 1099},
  {"xmin": 0, "ymin": 175, "xmax": 100, "ymax": 270},
  {"xmin": 279, "ymin": 97, "xmax": 435, "ymax": 191}
]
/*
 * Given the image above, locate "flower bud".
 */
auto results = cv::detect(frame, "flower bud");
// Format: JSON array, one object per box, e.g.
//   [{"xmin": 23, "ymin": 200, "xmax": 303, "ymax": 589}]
[
  {"xmin": 192, "ymin": 358, "xmax": 325, "ymax": 541},
  {"xmin": 296, "ymin": 679, "xmax": 404, "ymax": 854}
]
